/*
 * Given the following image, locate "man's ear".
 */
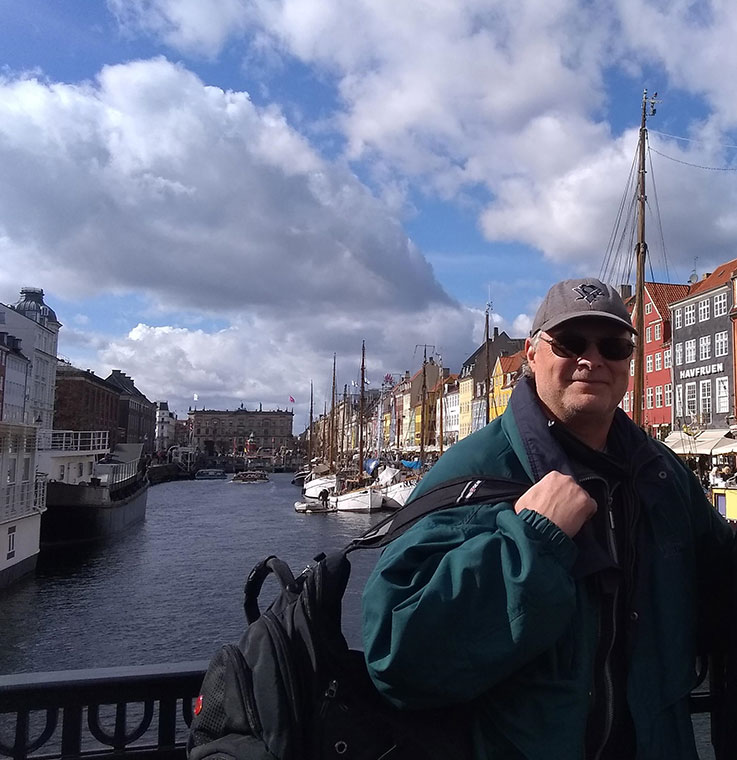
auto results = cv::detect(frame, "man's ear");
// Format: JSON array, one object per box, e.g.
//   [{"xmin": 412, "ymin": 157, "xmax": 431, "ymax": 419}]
[{"xmin": 525, "ymin": 337, "xmax": 536, "ymax": 369}]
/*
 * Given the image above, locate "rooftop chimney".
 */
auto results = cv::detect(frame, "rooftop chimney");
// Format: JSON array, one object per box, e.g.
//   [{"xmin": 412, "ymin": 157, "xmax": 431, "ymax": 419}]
[{"xmin": 619, "ymin": 284, "xmax": 632, "ymax": 300}]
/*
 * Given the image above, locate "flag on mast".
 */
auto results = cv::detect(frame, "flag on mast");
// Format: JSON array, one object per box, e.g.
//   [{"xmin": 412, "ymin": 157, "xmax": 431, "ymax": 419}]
[{"xmin": 289, "ymin": 395, "xmax": 295, "ymax": 403}]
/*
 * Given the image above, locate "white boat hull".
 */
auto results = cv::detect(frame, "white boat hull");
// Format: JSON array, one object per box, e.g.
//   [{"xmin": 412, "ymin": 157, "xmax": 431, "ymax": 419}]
[
  {"xmin": 302, "ymin": 474, "xmax": 337, "ymax": 500},
  {"xmin": 382, "ymin": 479, "xmax": 417, "ymax": 510},
  {"xmin": 332, "ymin": 487, "xmax": 383, "ymax": 513}
]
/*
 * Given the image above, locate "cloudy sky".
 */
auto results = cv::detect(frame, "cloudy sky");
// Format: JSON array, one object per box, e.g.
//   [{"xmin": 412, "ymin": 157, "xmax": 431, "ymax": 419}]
[{"xmin": 3, "ymin": 0, "xmax": 737, "ymax": 427}]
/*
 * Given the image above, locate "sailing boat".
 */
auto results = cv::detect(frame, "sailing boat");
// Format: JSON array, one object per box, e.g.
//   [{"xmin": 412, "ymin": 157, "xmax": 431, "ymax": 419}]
[{"xmin": 332, "ymin": 341, "xmax": 383, "ymax": 512}]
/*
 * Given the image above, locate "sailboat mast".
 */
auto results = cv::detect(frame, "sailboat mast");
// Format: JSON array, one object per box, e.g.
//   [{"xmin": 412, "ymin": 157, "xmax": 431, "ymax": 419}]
[
  {"xmin": 308, "ymin": 380, "xmax": 314, "ymax": 463},
  {"xmin": 633, "ymin": 89, "xmax": 649, "ymax": 427},
  {"xmin": 484, "ymin": 302, "xmax": 491, "ymax": 425},
  {"xmin": 420, "ymin": 345, "xmax": 427, "ymax": 463},
  {"xmin": 438, "ymin": 355, "xmax": 444, "ymax": 456},
  {"xmin": 359, "ymin": 341, "xmax": 365, "ymax": 478},
  {"xmin": 329, "ymin": 354, "xmax": 336, "ymax": 468}
]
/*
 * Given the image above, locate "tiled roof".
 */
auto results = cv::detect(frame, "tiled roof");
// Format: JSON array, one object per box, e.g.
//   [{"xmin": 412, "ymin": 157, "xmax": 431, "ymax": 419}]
[
  {"xmin": 678, "ymin": 257, "xmax": 737, "ymax": 299},
  {"xmin": 645, "ymin": 282, "xmax": 690, "ymax": 320},
  {"xmin": 498, "ymin": 350, "xmax": 524, "ymax": 373}
]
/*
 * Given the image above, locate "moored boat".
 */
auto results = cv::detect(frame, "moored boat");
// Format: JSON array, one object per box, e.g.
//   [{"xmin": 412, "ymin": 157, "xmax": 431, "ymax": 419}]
[
  {"xmin": 40, "ymin": 443, "xmax": 148, "ymax": 547},
  {"xmin": 194, "ymin": 469, "xmax": 228, "ymax": 480},
  {"xmin": 331, "ymin": 483, "xmax": 383, "ymax": 513},
  {"xmin": 233, "ymin": 470, "xmax": 269, "ymax": 483}
]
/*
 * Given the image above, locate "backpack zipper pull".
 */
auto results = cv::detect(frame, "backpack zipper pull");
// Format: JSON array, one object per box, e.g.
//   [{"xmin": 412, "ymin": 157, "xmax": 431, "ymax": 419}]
[{"xmin": 325, "ymin": 680, "xmax": 338, "ymax": 699}]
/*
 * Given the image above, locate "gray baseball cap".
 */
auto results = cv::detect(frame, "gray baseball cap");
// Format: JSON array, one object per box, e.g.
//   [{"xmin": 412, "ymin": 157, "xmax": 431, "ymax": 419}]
[{"xmin": 531, "ymin": 278, "xmax": 636, "ymax": 336}]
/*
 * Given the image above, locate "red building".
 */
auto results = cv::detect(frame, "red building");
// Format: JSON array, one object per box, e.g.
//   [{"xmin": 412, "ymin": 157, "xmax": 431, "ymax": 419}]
[{"xmin": 623, "ymin": 281, "xmax": 690, "ymax": 439}]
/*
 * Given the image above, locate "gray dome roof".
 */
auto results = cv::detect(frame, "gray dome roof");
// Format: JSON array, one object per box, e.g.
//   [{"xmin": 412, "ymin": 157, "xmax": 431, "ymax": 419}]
[{"xmin": 12, "ymin": 287, "xmax": 61, "ymax": 326}]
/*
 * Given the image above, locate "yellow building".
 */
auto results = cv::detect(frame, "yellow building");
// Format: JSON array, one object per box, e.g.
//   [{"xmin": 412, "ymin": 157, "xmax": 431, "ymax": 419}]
[
  {"xmin": 489, "ymin": 351, "xmax": 525, "ymax": 420},
  {"xmin": 458, "ymin": 374, "xmax": 474, "ymax": 440}
]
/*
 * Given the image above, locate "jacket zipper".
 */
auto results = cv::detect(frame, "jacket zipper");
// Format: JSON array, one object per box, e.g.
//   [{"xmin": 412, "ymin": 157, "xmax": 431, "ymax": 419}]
[{"xmin": 578, "ymin": 476, "xmax": 621, "ymax": 760}]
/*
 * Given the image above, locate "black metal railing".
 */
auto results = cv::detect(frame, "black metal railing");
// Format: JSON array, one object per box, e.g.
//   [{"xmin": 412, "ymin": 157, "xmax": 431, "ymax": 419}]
[
  {"xmin": 0, "ymin": 659, "xmax": 724, "ymax": 760},
  {"xmin": 0, "ymin": 662, "xmax": 207, "ymax": 760}
]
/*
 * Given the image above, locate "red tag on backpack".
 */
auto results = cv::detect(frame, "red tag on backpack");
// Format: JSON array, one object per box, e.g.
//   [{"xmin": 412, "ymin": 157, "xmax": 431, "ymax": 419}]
[{"xmin": 194, "ymin": 695, "xmax": 203, "ymax": 715}]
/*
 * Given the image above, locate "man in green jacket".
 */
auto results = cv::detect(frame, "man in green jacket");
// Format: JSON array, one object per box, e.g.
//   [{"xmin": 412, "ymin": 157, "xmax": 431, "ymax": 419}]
[{"xmin": 362, "ymin": 278, "xmax": 734, "ymax": 759}]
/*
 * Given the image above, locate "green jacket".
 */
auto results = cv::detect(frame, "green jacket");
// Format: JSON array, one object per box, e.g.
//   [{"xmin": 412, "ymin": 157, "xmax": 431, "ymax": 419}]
[{"xmin": 362, "ymin": 379, "xmax": 733, "ymax": 759}]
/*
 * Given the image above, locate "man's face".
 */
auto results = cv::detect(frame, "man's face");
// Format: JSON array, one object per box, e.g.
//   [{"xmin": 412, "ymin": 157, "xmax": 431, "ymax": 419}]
[{"xmin": 525, "ymin": 318, "xmax": 633, "ymax": 428}]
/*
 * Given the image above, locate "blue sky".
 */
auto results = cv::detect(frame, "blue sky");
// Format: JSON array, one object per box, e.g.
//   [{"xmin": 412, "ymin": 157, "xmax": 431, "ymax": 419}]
[{"xmin": 2, "ymin": 0, "xmax": 737, "ymax": 424}]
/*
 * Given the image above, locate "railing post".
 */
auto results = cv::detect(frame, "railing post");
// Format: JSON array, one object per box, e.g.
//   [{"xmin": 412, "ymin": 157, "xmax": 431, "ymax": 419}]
[{"xmin": 60, "ymin": 705, "xmax": 83, "ymax": 759}]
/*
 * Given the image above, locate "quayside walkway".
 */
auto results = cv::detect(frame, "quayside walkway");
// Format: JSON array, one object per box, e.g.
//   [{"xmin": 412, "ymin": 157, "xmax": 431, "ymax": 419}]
[{"xmin": 0, "ymin": 660, "xmax": 724, "ymax": 760}]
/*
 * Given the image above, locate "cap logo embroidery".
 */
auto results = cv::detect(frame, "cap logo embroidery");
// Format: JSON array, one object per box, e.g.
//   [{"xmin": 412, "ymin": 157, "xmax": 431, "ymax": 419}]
[{"xmin": 573, "ymin": 283, "xmax": 604, "ymax": 304}]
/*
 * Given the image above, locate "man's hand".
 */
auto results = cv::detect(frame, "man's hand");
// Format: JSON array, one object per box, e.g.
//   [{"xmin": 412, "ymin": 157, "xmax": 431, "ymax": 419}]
[{"xmin": 514, "ymin": 471, "xmax": 596, "ymax": 538}]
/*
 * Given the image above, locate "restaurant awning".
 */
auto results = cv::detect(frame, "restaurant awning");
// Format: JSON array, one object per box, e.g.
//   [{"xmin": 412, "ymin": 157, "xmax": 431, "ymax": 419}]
[{"xmin": 662, "ymin": 429, "xmax": 733, "ymax": 456}]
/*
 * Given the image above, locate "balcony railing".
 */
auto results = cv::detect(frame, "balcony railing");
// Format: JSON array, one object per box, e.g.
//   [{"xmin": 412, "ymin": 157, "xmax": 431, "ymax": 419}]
[
  {"xmin": 0, "ymin": 662, "xmax": 206, "ymax": 760},
  {"xmin": 0, "ymin": 659, "xmax": 729, "ymax": 760},
  {"xmin": 36, "ymin": 431, "xmax": 109, "ymax": 455}
]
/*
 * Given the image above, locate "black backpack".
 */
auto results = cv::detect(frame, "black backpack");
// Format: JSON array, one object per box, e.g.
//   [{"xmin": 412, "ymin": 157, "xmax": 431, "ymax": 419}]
[{"xmin": 187, "ymin": 476, "xmax": 528, "ymax": 760}]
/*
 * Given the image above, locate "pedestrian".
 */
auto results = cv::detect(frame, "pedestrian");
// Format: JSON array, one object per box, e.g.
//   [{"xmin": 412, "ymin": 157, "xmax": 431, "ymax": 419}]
[{"xmin": 362, "ymin": 277, "xmax": 734, "ymax": 759}]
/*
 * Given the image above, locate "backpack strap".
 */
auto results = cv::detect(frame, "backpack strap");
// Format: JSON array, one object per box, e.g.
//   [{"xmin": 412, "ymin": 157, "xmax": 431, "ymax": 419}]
[
  {"xmin": 244, "ymin": 555, "xmax": 298, "ymax": 624},
  {"xmin": 348, "ymin": 475, "xmax": 530, "ymax": 552}
]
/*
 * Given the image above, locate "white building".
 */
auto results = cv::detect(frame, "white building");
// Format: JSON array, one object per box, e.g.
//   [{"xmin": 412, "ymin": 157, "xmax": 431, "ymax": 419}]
[
  {"xmin": 0, "ymin": 333, "xmax": 30, "ymax": 424},
  {"xmin": 2, "ymin": 288, "xmax": 61, "ymax": 429},
  {"xmin": 0, "ymin": 424, "xmax": 47, "ymax": 587},
  {"xmin": 0, "ymin": 288, "xmax": 61, "ymax": 587},
  {"xmin": 155, "ymin": 401, "xmax": 176, "ymax": 453}
]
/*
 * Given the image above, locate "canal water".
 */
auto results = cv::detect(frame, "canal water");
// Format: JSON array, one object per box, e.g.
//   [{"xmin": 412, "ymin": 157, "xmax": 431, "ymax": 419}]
[
  {"xmin": 0, "ymin": 473, "xmax": 714, "ymax": 758},
  {"xmin": 0, "ymin": 474, "xmax": 383, "ymax": 674}
]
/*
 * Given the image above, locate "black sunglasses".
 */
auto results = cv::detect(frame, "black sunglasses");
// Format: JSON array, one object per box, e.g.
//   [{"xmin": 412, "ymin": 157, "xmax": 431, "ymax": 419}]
[{"xmin": 539, "ymin": 333, "xmax": 635, "ymax": 361}]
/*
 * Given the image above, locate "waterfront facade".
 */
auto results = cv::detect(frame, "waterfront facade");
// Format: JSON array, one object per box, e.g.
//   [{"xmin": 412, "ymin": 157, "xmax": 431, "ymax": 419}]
[
  {"xmin": 2, "ymin": 288, "xmax": 61, "ymax": 429},
  {"xmin": 458, "ymin": 328, "xmax": 526, "ymax": 438},
  {"xmin": 54, "ymin": 364, "xmax": 121, "ymax": 448},
  {"xmin": 105, "ymin": 370, "xmax": 156, "ymax": 453},
  {"xmin": 489, "ymin": 351, "xmax": 524, "ymax": 420},
  {"xmin": 155, "ymin": 401, "xmax": 177, "ymax": 453},
  {"xmin": 0, "ymin": 288, "xmax": 61, "ymax": 587},
  {"xmin": 623, "ymin": 282, "xmax": 689, "ymax": 439},
  {"xmin": 0, "ymin": 423, "xmax": 46, "ymax": 588},
  {"xmin": 188, "ymin": 407, "xmax": 294, "ymax": 455},
  {"xmin": 669, "ymin": 263, "xmax": 736, "ymax": 433}
]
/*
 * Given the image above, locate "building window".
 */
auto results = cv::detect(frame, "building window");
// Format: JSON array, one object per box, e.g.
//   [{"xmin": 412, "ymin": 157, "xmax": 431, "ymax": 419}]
[
  {"xmin": 655, "ymin": 386, "xmax": 663, "ymax": 408},
  {"xmin": 685, "ymin": 382, "xmax": 697, "ymax": 417},
  {"xmin": 645, "ymin": 302, "xmax": 652, "ymax": 314},
  {"xmin": 685, "ymin": 339, "xmax": 696, "ymax": 363},
  {"xmin": 700, "ymin": 380, "xmax": 712, "ymax": 424},
  {"xmin": 665, "ymin": 383, "xmax": 672, "ymax": 408},
  {"xmin": 675, "ymin": 309, "xmax": 682, "ymax": 329},
  {"xmin": 654, "ymin": 323, "xmax": 661, "ymax": 341},
  {"xmin": 664, "ymin": 348, "xmax": 671, "ymax": 369},
  {"xmin": 646, "ymin": 355, "xmax": 653, "ymax": 373},
  {"xmin": 676, "ymin": 385, "xmax": 684, "ymax": 417},
  {"xmin": 699, "ymin": 299, "xmax": 710, "ymax": 322},
  {"xmin": 675, "ymin": 343, "xmax": 683, "ymax": 365},
  {"xmin": 646, "ymin": 387, "xmax": 654, "ymax": 409},
  {"xmin": 716, "ymin": 377, "xmax": 730, "ymax": 414},
  {"xmin": 646, "ymin": 327, "xmax": 652, "ymax": 343},
  {"xmin": 715, "ymin": 331, "xmax": 728, "ymax": 357},
  {"xmin": 7, "ymin": 526, "xmax": 15, "ymax": 560},
  {"xmin": 623, "ymin": 392, "xmax": 630, "ymax": 412},
  {"xmin": 655, "ymin": 353, "xmax": 662, "ymax": 372},
  {"xmin": 58, "ymin": 465, "xmax": 65, "ymax": 481},
  {"xmin": 684, "ymin": 304, "xmax": 696, "ymax": 326},
  {"xmin": 699, "ymin": 335, "xmax": 711, "ymax": 361},
  {"xmin": 714, "ymin": 292, "xmax": 728, "ymax": 317}
]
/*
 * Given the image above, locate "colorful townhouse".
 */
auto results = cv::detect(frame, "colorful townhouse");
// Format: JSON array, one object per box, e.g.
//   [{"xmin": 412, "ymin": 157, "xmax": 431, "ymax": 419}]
[{"xmin": 623, "ymin": 281, "xmax": 689, "ymax": 440}]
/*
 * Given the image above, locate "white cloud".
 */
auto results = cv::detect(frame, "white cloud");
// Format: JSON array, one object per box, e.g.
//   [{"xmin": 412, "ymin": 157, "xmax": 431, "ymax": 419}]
[
  {"xmin": 0, "ymin": 56, "xmax": 479, "ymax": 416},
  {"xmin": 107, "ymin": 0, "xmax": 737, "ymax": 279}
]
